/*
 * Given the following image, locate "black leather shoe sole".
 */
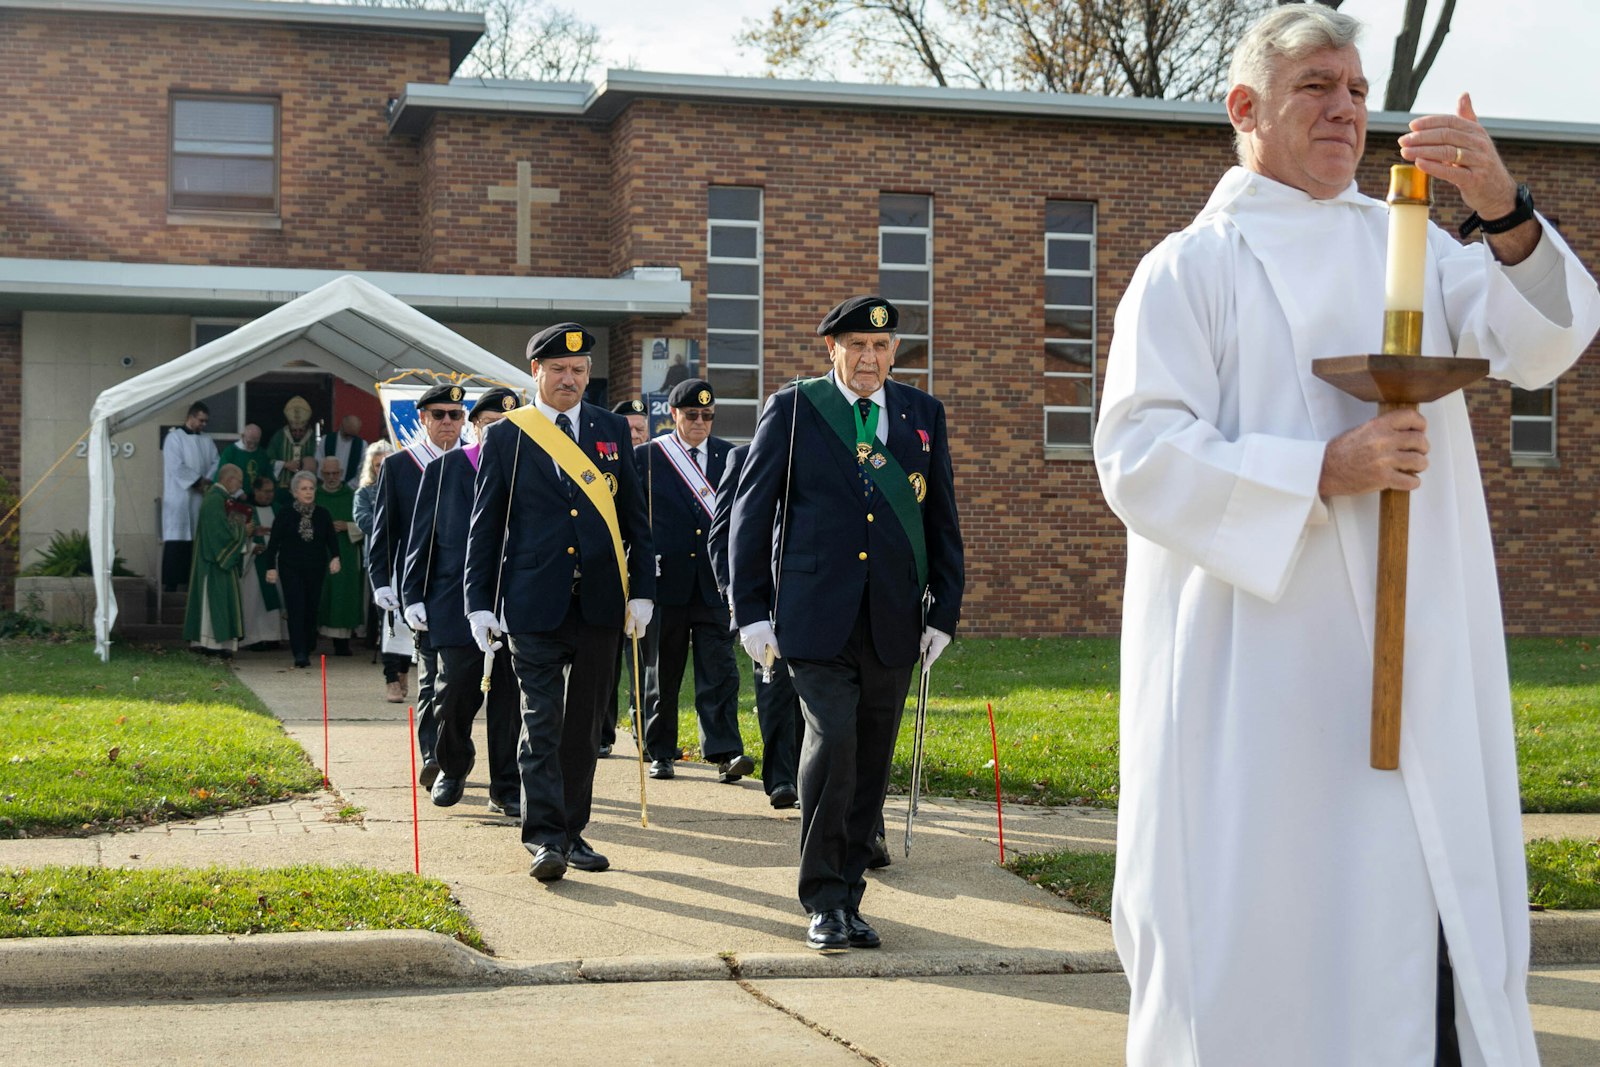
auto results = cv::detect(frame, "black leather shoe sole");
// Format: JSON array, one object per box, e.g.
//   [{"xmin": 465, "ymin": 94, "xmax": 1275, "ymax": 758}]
[
  {"xmin": 529, "ymin": 848, "xmax": 567, "ymax": 882},
  {"xmin": 597, "ymin": 745, "xmax": 613, "ymax": 758},
  {"xmin": 718, "ymin": 754, "xmax": 755, "ymax": 784},
  {"xmin": 418, "ymin": 760, "xmax": 442, "ymax": 789},
  {"xmin": 487, "ymin": 797, "xmax": 520, "ymax": 819},
  {"xmin": 769, "ymin": 784, "xmax": 798, "ymax": 809},
  {"xmin": 866, "ymin": 833, "xmax": 892, "ymax": 869},
  {"xmin": 430, "ymin": 776, "xmax": 464, "ymax": 807}
]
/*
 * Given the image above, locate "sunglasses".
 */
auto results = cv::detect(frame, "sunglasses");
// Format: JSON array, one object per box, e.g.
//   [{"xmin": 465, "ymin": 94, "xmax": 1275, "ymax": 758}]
[
  {"xmin": 680, "ymin": 410, "xmax": 715, "ymax": 422},
  {"xmin": 422, "ymin": 408, "xmax": 466, "ymax": 421}
]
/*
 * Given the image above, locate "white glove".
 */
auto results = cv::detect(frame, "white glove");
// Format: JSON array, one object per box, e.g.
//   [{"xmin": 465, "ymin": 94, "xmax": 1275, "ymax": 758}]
[
  {"xmin": 920, "ymin": 626, "xmax": 952, "ymax": 671},
  {"xmin": 403, "ymin": 603, "xmax": 428, "ymax": 632},
  {"xmin": 373, "ymin": 585, "xmax": 400, "ymax": 612},
  {"xmin": 740, "ymin": 621, "xmax": 780, "ymax": 664},
  {"xmin": 468, "ymin": 610, "xmax": 503, "ymax": 653},
  {"xmin": 624, "ymin": 599, "xmax": 654, "ymax": 639}
]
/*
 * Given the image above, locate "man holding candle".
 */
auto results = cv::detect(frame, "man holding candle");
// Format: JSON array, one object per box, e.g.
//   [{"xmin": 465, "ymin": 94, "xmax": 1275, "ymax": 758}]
[{"xmin": 1094, "ymin": 6, "xmax": 1600, "ymax": 1065}]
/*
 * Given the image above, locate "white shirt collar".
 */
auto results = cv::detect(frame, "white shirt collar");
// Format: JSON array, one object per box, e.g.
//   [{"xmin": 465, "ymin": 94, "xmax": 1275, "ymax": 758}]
[
  {"xmin": 672, "ymin": 431, "xmax": 701, "ymax": 454},
  {"xmin": 831, "ymin": 371, "xmax": 888, "ymax": 442},
  {"xmin": 534, "ymin": 396, "xmax": 583, "ymax": 439}
]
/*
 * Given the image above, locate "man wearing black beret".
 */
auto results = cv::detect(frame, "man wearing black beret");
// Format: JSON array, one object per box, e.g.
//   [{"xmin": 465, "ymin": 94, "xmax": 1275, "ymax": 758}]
[
  {"xmin": 401, "ymin": 386, "xmax": 524, "ymax": 818},
  {"xmin": 635, "ymin": 378, "xmax": 748, "ymax": 784},
  {"xmin": 730, "ymin": 296, "xmax": 964, "ymax": 951},
  {"xmin": 464, "ymin": 323, "xmax": 655, "ymax": 882},
  {"xmin": 368, "ymin": 379, "xmax": 468, "ymax": 785}
]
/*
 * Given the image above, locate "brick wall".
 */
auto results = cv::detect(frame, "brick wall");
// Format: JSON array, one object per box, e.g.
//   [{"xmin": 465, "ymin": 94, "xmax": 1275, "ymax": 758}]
[{"xmin": 0, "ymin": 10, "xmax": 449, "ymax": 270}]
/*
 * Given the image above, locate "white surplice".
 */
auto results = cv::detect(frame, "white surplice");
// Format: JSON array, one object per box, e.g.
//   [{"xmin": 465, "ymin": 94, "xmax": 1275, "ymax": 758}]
[
  {"xmin": 161, "ymin": 427, "xmax": 219, "ymax": 541},
  {"xmin": 1095, "ymin": 167, "xmax": 1600, "ymax": 1066}
]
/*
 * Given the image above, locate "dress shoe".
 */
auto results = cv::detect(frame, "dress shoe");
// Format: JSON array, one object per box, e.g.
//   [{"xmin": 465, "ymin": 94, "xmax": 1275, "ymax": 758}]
[
  {"xmin": 487, "ymin": 795, "xmax": 521, "ymax": 819},
  {"xmin": 769, "ymin": 783, "xmax": 799, "ymax": 809},
  {"xmin": 384, "ymin": 680, "xmax": 405, "ymax": 703},
  {"xmin": 529, "ymin": 844, "xmax": 567, "ymax": 882},
  {"xmin": 806, "ymin": 908, "xmax": 850, "ymax": 952},
  {"xmin": 717, "ymin": 753, "xmax": 755, "ymax": 784},
  {"xmin": 418, "ymin": 759, "xmax": 441, "ymax": 789},
  {"xmin": 565, "ymin": 836, "xmax": 610, "ymax": 873},
  {"xmin": 430, "ymin": 775, "xmax": 464, "ymax": 807},
  {"xmin": 648, "ymin": 759, "xmax": 675, "ymax": 780},
  {"xmin": 293, "ymin": 659, "xmax": 310, "ymax": 669},
  {"xmin": 597, "ymin": 744, "xmax": 613, "ymax": 758},
  {"xmin": 866, "ymin": 831, "xmax": 892, "ymax": 870},
  {"xmin": 844, "ymin": 909, "xmax": 881, "ymax": 949}
]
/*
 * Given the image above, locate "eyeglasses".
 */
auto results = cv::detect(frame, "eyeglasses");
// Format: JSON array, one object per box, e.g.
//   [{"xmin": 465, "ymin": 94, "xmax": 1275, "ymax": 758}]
[
  {"xmin": 680, "ymin": 410, "xmax": 715, "ymax": 422},
  {"xmin": 423, "ymin": 408, "xmax": 466, "ymax": 421}
]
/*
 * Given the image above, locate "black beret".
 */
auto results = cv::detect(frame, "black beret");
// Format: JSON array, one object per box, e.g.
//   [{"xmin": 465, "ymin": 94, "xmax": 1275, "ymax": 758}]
[
  {"xmin": 418, "ymin": 381, "xmax": 468, "ymax": 408},
  {"xmin": 526, "ymin": 322, "xmax": 596, "ymax": 361},
  {"xmin": 668, "ymin": 378, "xmax": 715, "ymax": 408},
  {"xmin": 472, "ymin": 387, "xmax": 521, "ymax": 421},
  {"xmin": 816, "ymin": 296, "xmax": 897, "ymax": 336},
  {"xmin": 611, "ymin": 399, "xmax": 648, "ymax": 416}
]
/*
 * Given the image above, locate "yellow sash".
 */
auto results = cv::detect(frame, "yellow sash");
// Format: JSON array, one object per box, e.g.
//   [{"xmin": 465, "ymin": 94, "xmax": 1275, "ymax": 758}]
[{"xmin": 505, "ymin": 406, "xmax": 628, "ymax": 599}]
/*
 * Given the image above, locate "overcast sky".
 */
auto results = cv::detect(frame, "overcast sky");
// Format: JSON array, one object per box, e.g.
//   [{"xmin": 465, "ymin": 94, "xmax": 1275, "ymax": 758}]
[{"xmin": 576, "ymin": 0, "xmax": 1599, "ymax": 126}]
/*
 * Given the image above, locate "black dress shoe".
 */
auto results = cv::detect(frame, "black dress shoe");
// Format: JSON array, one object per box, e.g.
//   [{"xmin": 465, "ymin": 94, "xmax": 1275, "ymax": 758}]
[
  {"xmin": 717, "ymin": 753, "xmax": 755, "ymax": 784},
  {"xmin": 596, "ymin": 744, "xmax": 613, "ymax": 758},
  {"xmin": 333, "ymin": 638, "xmax": 352, "ymax": 657},
  {"xmin": 806, "ymin": 908, "xmax": 850, "ymax": 952},
  {"xmin": 566, "ymin": 836, "xmax": 610, "ymax": 873},
  {"xmin": 430, "ymin": 775, "xmax": 465, "ymax": 807},
  {"xmin": 487, "ymin": 795, "xmax": 521, "ymax": 819},
  {"xmin": 293, "ymin": 659, "xmax": 310, "ymax": 669},
  {"xmin": 529, "ymin": 844, "xmax": 567, "ymax": 882},
  {"xmin": 866, "ymin": 831, "xmax": 892, "ymax": 869},
  {"xmin": 648, "ymin": 759, "xmax": 675, "ymax": 780},
  {"xmin": 769, "ymin": 783, "xmax": 799, "ymax": 809},
  {"xmin": 844, "ymin": 909, "xmax": 881, "ymax": 949},
  {"xmin": 418, "ymin": 759, "xmax": 442, "ymax": 789}
]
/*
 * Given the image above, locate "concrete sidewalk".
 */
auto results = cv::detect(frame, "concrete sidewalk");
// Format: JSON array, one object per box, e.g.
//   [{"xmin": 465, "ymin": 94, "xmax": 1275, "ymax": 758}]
[{"xmin": 3, "ymin": 649, "xmax": 1600, "ymax": 1066}]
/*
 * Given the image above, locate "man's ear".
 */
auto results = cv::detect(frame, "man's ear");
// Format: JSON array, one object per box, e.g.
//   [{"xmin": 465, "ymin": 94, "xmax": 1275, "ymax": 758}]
[{"xmin": 1225, "ymin": 83, "xmax": 1257, "ymax": 133}]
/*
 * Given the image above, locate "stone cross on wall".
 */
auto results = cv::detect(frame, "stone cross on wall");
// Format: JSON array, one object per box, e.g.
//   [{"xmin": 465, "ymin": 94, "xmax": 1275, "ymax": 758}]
[{"xmin": 487, "ymin": 161, "xmax": 560, "ymax": 267}]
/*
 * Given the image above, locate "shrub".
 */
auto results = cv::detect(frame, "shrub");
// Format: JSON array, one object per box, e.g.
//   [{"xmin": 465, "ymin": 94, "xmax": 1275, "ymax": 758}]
[{"xmin": 22, "ymin": 529, "xmax": 136, "ymax": 577}]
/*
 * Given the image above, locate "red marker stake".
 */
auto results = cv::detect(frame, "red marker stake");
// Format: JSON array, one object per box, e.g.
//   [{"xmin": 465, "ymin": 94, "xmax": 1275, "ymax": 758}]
[
  {"xmin": 987, "ymin": 701, "xmax": 1005, "ymax": 862},
  {"xmin": 407, "ymin": 704, "xmax": 420, "ymax": 874},
  {"xmin": 320, "ymin": 655, "xmax": 330, "ymax": 789}
]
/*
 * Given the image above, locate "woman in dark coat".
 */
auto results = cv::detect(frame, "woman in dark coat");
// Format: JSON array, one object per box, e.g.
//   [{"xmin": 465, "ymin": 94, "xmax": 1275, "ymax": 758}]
[{"xmin": 263, "ymin": 470, "xmax": 341, "ymax": 668}]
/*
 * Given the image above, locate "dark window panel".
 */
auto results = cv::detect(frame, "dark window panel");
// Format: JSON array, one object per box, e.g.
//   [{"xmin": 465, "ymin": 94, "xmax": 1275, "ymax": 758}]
[
  {"xmin": 881, "ymin": 231, "xmax": 927, "ymax": 266},
  {"xmin": 1045, "ymin": 342, "xmax": 1093, "ymax": 371},
  {"xmin": 707, "ymin": 297, "xmax": 760, "ymax": 331},
  {"xmin": 1046, "ymin": 409, "xmax": 1092, "ymax": 447},
  {"xmin": 878, "ymin": 269, "xmax": 929, "ymax": 302},
  {"xmin": 708, "ymin": 367, "xmax": 760, "ymax": 400},
  {"xmin": 709, "ymin": 225, "xmax": 758, "ymax": 260},
  {"xmin": 707, "ymin": 262, "xmax": 760, "ymax": 294},
  {"xmin": 879, "ymin": 193, "xmax": 930, "ymax": 228},
  {"xmin": 1045, "ymin": 274, "xmax": 1093, "ymax": 307},
  {"xmin": 1512, "ymin": 421, "xmax": 1553, "ymax": 455},
  {"xmin": 1047, "ymin": 239, "xmax": 1092, "ymax": 272},
  {"xmin": 715, "ymin": 403, "xmax": 758, "ymax": 441},
  {"xmin": 895, "ymin": 342, "xmax": 929, "ymax": 370},
  {"xmin": 1045, "ymin": 307, "xmax": 1094, "ymax": 339},
  {"xmin": 1511, "ymin": 386, "xmax": 1553, "ymax": 417},
  {"xmin": 706, "ymin": 333, "xmax": 760, "ymax": 366},
  {"xmin": 708, "ymin": 186, "xmax": 762, "ymax": 222},
  {"xmin": 1046, "ymin": 200, "xmax": 1095, "ymax": 235}
]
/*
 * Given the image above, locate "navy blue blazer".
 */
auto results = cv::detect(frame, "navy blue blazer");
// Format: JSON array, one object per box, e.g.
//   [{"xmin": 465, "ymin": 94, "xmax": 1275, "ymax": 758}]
[
  {"xmin": 707, "ymin": 443, "xmax": 745, "ymax": 595},
  {"xmin": 730, "ymin": 377, "xmax": 963, "ymax": 667},
  {"xmin": 366, "ymin": 447, "xmax": 427, "ymax": 593},
  {"xmin": 400, "ymin": 447, "xmax": 477, "ymax": 649},
  {"xmin": 635, "ymin": 434, "xmax": 731, "ymax": 609},
  {"xmin": 464, "ymin": 404, "xmax": 655, "ymax": 633}
]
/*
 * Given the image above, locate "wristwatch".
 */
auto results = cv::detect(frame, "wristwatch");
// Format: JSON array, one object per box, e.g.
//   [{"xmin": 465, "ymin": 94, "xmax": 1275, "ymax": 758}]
[{"xmin": 1459, "ymin": 183, "xmax": 1535, "ymax": 238}]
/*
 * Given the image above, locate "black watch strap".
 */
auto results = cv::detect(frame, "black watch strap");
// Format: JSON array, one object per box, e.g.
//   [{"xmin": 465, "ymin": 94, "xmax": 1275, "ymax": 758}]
[{"xmin": 1459, "ymin": 184, "xmax": 1535, "ymax": 238}]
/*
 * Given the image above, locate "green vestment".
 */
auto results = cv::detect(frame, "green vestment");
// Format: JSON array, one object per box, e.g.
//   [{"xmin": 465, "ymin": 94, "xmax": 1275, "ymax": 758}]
[
  {"xmin": 315, "ymin": 483, "xmax": 364, "ymax": 630},
  {"xmin": 182, "ymin": 484, "xmax": 250, "ymax": 645},
  {"xmin": 215, "ymin": 443, "xmax": 269, "ymax": 490}
]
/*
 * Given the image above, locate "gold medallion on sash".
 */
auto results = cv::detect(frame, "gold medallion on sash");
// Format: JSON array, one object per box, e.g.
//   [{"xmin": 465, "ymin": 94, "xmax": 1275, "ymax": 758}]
[{"xmin": 908, "ymin": 472, "xmax": 926, "ymax": 502}]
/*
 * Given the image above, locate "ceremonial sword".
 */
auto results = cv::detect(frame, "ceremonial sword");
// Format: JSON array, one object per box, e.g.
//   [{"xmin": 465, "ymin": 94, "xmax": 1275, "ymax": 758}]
[{"xmin": 904, "ymin": 588, "xmax": 934, "ymax": 857}]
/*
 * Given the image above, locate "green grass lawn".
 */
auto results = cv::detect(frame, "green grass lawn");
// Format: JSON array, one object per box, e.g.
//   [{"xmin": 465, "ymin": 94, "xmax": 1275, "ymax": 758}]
[
  {"xmin": 1508, "ymin": 637, "xmax": 1600, "ymax": 812},
  {"xmin": 0, "ymin": 640, "xmax": 323, "ymax": 838},
  {"xmin": 1527, "ymin": 838, "xmax": 1600, "ymax": 910},
  {"xmin": 0, "ymin": 864, "xmax": 484, "ymax": 947}
]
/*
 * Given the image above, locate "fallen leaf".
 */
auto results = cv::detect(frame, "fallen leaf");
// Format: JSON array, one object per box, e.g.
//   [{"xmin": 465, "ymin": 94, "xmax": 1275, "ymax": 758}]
[{"xmin": 107, "ymin": 747, "xmax": 120, "ymax": 764}]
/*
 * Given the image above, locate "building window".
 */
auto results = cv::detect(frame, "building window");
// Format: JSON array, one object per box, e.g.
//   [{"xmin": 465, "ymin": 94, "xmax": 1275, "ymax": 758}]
[
  {"xmin": 1043, "ymin": 199, "xmax": 1098, "ymax": 450},
  {"xmin": 1511, "ymin": 385, "xmax": 1556, "ymax": 459},
  {"xmin": 706, "ymin": 186, "xmax": 763, "ymax": 441},
  {"xmin": 170, "ymin": 95, "xmax": 279, "ymax": 214},
  {"xmin": 879, "ymin": 193, "xmax": 932, "ymax": 392},
  {"xmin": 193, "ymin": 319, "xmax": 247, "ymax": 434}
]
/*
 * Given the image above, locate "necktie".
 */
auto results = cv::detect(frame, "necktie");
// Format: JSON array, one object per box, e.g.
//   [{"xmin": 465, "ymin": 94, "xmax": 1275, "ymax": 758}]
[
  {"xmin": 691, "ymin": 446, "xmax": 703, "ymax": 472},
  {"xmin": 555, "ymin": 413, "xmax": 577, "ymax": 496},
  {"xmin": 855, "ymin": 398, "xmax": 876, "ymax": 499}
]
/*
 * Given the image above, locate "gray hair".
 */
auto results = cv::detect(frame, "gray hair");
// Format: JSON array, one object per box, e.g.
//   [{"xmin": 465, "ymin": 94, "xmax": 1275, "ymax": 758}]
[
  {"xmin": 1229, "ymin": 5, "xmax": 1363, "ymax": 164},
  {"xmin": 360, "ymin": 440, "xmax": 393, "ymax": 488},
  {"xmin": 290, "ymin": 471, "xmax": 318, "ymax": 493}
]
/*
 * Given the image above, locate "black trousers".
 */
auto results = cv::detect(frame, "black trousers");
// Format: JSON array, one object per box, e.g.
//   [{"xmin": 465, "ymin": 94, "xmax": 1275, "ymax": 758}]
[
  {"xmin": 381, "ymin": 653, "xmax": 410, "ymax": 684},
  {"xmin": 755, "ymin": 654, "xmax": 803, "ymax": 795},
  {"xmin": 601, "ymin": 643, "xmax": 624, "ymax": 749},
  {"xmin": 414, "ymin": 642, "xmax": 440, "ymax": 766},
  {"xmin": 162, "ymin": 540, "xmax": 192, "ymax": 592},
  {"xmin": 279, "ymin": 565, "xmax": 325, "ymax": 665},
  {"xmin": 1436, "ymin": 922, "xmax": 1461, "ymax": 1066},
  {"xmin": 787, "ymin": 603, "xmax": 912, "ymax": 914},
  {"xmin": 642, "ymin": 599, "xmax": 742, "ymax": 763},
  {"xmin": 507, "ymin": 598, "xmax": 618, "ymax": 853},
  {"xmin": 433, "ymin": 644, "xmax": 520, "ymax": 805}
]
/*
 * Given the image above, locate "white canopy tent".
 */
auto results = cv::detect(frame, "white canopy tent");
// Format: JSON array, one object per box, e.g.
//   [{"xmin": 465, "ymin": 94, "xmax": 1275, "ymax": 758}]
[{"xmin": 87, "ymin": 274, "xmax": 537, "ymax": 661}]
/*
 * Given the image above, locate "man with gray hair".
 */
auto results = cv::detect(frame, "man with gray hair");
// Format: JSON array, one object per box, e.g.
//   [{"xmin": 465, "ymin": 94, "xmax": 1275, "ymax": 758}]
[{"xmin": 1095, "ymin": 5, "xmax": 1600, "ymax": 1064}]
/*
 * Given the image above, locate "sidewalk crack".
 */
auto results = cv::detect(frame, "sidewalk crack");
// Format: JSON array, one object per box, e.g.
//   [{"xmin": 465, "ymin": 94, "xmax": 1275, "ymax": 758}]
[{"xmin": 734, "ymin": 977, "xmax": 890, "ymax": 1066}]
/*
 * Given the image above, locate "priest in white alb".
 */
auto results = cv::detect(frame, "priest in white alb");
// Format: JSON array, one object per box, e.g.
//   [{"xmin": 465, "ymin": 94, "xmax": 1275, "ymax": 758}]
[
  {"xmin": 1094, "ymin": 7, "xmax": 1600, "ymax": 1065},
  {"xmin": 161, "ymin": 400, "xmax": 219, "ymax": 592}
]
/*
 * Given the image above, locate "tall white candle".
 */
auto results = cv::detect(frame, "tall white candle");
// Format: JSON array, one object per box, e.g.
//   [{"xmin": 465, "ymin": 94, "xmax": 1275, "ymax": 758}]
[{"xmin": 1384, "ymin": 202, "xmax": 1428, "ymax": 313}]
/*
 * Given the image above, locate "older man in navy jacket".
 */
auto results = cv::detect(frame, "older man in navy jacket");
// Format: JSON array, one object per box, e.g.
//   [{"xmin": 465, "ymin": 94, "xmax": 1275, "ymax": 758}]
[
  {"xmin": 464, "ymin": 323, "xmax": 655, "ymax": 883},
  {"xmin": 730, "ymin": 296, "xmax": 964, "ymax": 951},
  {"xmin": 402, "ymin": 387, "xmax": 523, "ymax": 819}
]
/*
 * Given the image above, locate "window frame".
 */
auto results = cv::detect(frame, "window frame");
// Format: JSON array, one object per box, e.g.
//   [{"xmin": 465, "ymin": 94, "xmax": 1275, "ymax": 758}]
[
  {"xmin": 168, "ymin": 93, "xmax": 281, "ymax": 218},
  {"xmin": 1043, "ymin": 199, "xmax": 1099, "ymax": 454},
  {"xmin": 878, "ymin": 193, "xmax": 933, "ymax": 394},
  {"xmin": 705, "ymin": 186, "xmax": 765, "ymax": 442},
  {"xmin": 1510, "ymin": 383, "xmax": 1558, "ymax": 466}
]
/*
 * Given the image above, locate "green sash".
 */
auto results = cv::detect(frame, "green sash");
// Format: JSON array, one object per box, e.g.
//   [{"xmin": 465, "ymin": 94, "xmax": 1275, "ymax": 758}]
[
  {"xmin": 798, "ymin": 378, "xmax": 927, "ymax": 590},
  {"xmin": 505, "ymin": 406, "xmax": 629, "ymax": 599}
]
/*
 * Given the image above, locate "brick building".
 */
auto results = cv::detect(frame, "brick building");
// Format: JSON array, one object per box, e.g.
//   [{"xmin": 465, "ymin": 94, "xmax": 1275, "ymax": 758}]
[{"xmin": 2, "ymin": 0, "xmax": 1596, "ymax": 634}]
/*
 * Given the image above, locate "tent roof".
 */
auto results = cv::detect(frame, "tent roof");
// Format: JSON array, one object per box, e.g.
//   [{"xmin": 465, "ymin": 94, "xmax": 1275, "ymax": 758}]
[{"xmin": 89, "ymin": 274, "xmax": 536, "ymax": 435}]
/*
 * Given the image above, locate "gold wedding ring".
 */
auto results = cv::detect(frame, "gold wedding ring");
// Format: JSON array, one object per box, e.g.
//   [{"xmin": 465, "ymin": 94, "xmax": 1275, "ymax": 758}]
[{"xmin": 1454, "ymin": 145, "xmax": 1463, "ymax": 165}]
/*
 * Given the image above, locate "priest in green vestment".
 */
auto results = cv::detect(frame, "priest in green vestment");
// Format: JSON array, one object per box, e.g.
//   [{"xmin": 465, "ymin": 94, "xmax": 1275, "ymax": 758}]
[
  {"xmin": 315, "ymin": 454, "xmax": 365, "ymax": 655},
  {"xmin": 267, "ymin": 396, "xmax": 320, "ymax": 489},
  {"xmin": 183, "ymin": 464, "xmax": 251, "ymax": 656},
  {"xmin": 215, "ymin": 423, "xmax": 269, "ymax": 491}
]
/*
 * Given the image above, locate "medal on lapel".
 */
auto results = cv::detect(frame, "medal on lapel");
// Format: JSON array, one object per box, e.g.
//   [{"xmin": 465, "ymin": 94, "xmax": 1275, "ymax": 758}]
[
  {"xmin": 869, "ymin": 453, "xmax": 886, "ymax": 469},
  {"xmin": 856, "ymin": 442, "xmax": 871, "ymax": 464}
]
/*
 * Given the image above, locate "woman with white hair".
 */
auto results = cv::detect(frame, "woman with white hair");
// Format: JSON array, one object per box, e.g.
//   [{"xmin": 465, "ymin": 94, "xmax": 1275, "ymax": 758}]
[{"xmin": 263, "ymin": 471, "xmax": 341, "ymax": 669}]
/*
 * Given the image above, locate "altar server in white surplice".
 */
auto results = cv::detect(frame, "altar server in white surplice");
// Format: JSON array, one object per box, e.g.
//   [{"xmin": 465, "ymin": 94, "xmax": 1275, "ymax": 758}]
[
  {"xmin": 161, "ymin": 400, "xmax": 220, "ymax": 592},
  {"xmin": 1094, "ymin": 8, "xmax": 1600, "ymax": 1067}
]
